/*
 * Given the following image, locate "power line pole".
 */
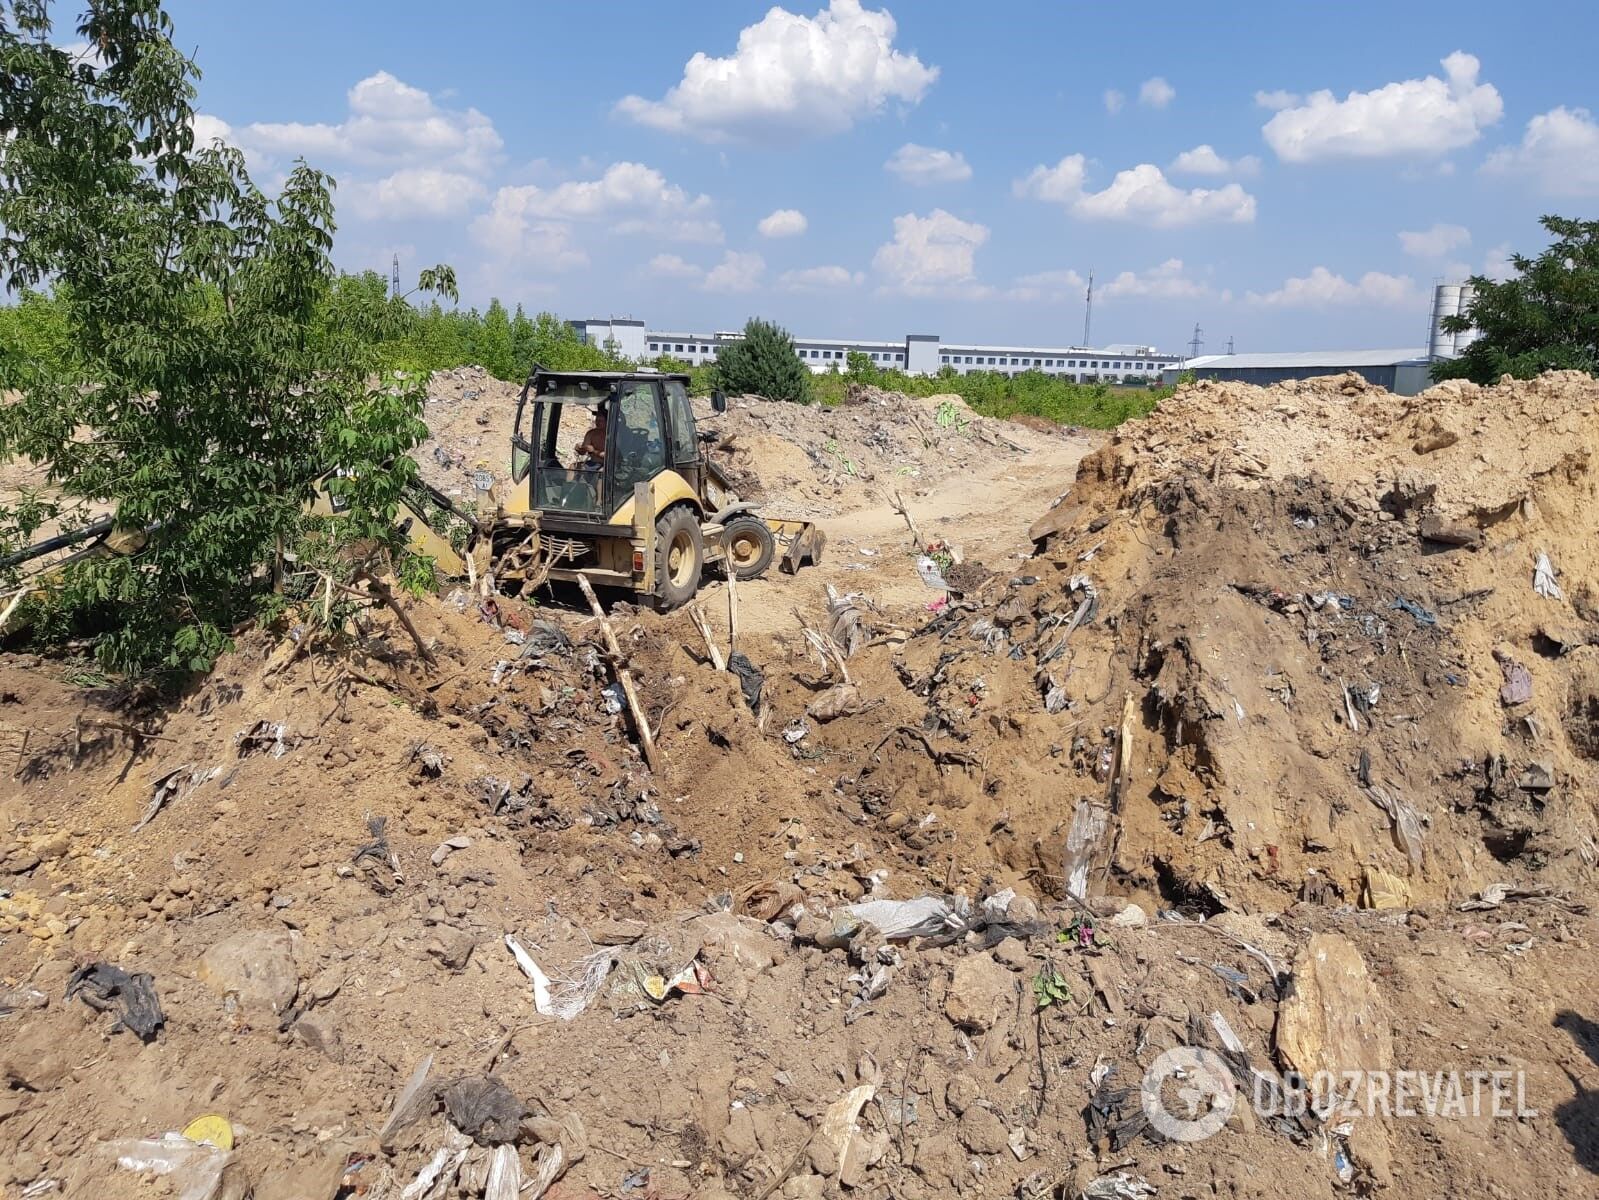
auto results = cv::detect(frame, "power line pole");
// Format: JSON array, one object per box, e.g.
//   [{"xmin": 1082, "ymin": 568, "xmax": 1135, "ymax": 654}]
[
  {"xmin": 390, "ymin": 253, "xmax": 401, "ymax": 300},
  {"xmin": 1082, "ymin": 269, "xmax": 1093, "ymax": 348},
  {"xmin": 1226, "ymin": 335, "xmax": 1235, "ymax": 355},
  {"xmin": 1187, "ymin": 323, "xmax": 1204, "ymax": 359}
]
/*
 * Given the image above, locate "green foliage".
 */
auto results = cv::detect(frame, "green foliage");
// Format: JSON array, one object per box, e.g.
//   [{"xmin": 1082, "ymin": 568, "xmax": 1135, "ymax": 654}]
[
  {"xmin": 1433, "ymin": 215, "xmax": 1599, "ymax": 384},
  {"xmin": 712, "ymin": 318, "xmax": 813, "ymax": 404},
  {"xmin": 0, "ymin": 1, "xmax": 449, "ymax": 675},
  {"xmin": 813, "ymin": 354, "xmax": 1164, "ymax": 429},
  {"xmin": 1032, "ymin": 968, "xmax": 1071, "ymax": 1010}
]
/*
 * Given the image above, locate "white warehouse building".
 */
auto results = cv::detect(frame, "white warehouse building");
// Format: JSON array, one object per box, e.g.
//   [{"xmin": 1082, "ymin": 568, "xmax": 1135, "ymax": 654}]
[{"xmin": 568, "ymin": 318, "xmax": 1181, "ymax": 384}]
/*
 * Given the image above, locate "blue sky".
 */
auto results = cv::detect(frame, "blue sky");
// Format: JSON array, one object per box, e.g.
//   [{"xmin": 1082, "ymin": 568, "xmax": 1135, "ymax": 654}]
[{"xmin": 162, "ymin": 0, "xmax": 1597, "ymax": 354}]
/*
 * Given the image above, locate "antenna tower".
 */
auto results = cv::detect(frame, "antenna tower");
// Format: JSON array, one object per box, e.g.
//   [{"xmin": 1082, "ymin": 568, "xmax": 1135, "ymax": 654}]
[
  {"xmin": 390, "ymin": 253, "xmax": 401, "ymax": 300},
  {"xmin": 1082, "ymin": 269, "xmax": 1094, "ymax": 348}
]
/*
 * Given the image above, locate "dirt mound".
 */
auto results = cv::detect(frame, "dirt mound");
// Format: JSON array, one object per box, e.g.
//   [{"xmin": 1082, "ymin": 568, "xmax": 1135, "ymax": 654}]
[
  {"xmin": 3, "ymin": 370, "xmax": 1598, "ymax": 1198},
  {"xmin": 702, "ymin": 385, "xmax": 1067, "ymax": 520}
]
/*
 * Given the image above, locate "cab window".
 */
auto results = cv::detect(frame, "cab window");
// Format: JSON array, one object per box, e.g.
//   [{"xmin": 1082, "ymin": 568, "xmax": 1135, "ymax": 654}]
[
  {"xmin": 611, "ymin": 382, "xmax": 667, "ymax": 504},
  {"xmin": 665, "ymin": 380, "xmax": 698, "ymax": 465}
]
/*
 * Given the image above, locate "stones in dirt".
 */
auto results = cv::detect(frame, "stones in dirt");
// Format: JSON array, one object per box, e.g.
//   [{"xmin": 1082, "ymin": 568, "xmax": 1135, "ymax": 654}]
[
  {"xmin": 197, "ymin": 928, "xmax": 299, "ymax": 1020},
  {"xmin": 426, "ymin": 925, "xmax": 477, "ymax": 971},
  {"xmin": 944, "ymin": 952, "xmax": 1016, "ymax": 1032},
  {"xmin": 957, "ymin": 1104, "xmax": 1009, "ymax": 1155}
]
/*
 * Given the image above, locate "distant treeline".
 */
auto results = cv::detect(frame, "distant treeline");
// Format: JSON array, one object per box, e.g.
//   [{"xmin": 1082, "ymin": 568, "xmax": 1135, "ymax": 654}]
[{"xmin": 2, "ymin": 270, "xmax": 1169, "ymax": 429}]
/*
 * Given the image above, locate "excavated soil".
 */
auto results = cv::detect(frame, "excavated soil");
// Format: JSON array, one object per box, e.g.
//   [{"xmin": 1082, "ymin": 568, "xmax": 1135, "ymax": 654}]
[{"xmin": 2, "ymin": 371, "xmax": 1598, "ymax": 1200}]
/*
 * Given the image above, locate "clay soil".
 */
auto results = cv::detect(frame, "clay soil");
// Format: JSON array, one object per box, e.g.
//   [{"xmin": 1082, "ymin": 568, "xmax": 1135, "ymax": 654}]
[{"xmin": 2, "ymin": 370, "xmax": 1597, "ymax": 1200}]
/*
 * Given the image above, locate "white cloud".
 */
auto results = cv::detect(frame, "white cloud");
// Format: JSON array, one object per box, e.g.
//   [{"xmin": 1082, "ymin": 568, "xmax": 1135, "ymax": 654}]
[
  {"xmin": 1100, "ymin": 259, "xmax": 1221, "ymax": 301},
  {"xmin": 346, "ymin": 168, "xmax": 486, "ymax": 220},
  {"xmin": 872, "ymin": 208, "xmax": 989, "ymax": 295},
  {"xmin": 614, "ymin": 0, "xmax": 937, "ymax": 142},
  {"xmin": 1169, "ymin": 144, "xmax": 1261, "ymax": 176},
  {"xmin": 1103, "ymin": 89, "xmax": 1125, "ymax": 115},
  {"xmin": 471, "ymin": 163, "xmax": 722, "ymax": 265},
  {"xmin": 1248, "ymin": 267, "xmax": 1418, "ymax": 308},
  {"xmin": 1481, "ymin": 243, "xmax": 1517, "ymax": 281},
  {"xmin": 190, "ymin": 114, "xmax": 234, "ymax": 147},
  {"xmin": 1262, "ymin": 52, "xmax": 1502, "ymax": 162},
  {"xmin": 703, "ymin": 250, "xmax": 766, "ymax": 292},
  {"xmin": 1139, "ymin": 76, "xmax": 1176, "ymax": 109},
  {"xmin": 884, "ymin": 143, "xmax": 972, "ymax": 184},
  {"xmin": 1006, "ymin": 267, "xmax": 1086, "ymax": 302},
  {"xmin": 238, "ymin": 71, "xmax": 504, "ymax": 176},
  {"xmin": 779, "ymin": 265, "xmax": 865, "ymax": 289},
  {"xmin": 1482, "ymin": 106, "xmax": 1599, "ymax": 197},
  {"xmin": 1399, "ymin": 222, "xmax": 1471, "ymax": 258},
  {"xmin": 1015, "ymin": 156, "xmax": 1256, "ymax": 228},
  {"xmin": 646, "ymin": 253, "xmax": 704, "ymax": 280},
  {"xmin": 1254, "ymin": 89, "xmax": 1300, "ymax": 111},
  {"xmin": 757, "ymin": 208, "xmax": 809, "ymax": 238}
]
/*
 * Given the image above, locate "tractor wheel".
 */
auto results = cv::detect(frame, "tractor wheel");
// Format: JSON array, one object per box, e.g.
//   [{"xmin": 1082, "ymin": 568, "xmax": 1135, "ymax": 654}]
[
  {"xmin": 654, "ymin": 506, "xmax": 704, "ymax": 610},
  {"xmin": 721, "ymin": 514, "xmax": 776, "ymax": 581}
]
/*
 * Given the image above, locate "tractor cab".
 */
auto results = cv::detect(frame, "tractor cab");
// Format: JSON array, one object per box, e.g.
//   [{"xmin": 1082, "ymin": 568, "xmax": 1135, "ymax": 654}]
[{"xmin": 511, "ymin": 369, "xmax": 709, "ymax": 522}]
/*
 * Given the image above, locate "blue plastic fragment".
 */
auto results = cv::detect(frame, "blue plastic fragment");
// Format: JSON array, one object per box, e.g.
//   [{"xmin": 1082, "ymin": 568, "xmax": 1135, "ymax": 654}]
[{"xmin": 1390, "ymin": 597, "xmax": 1438, "ymax": 627}]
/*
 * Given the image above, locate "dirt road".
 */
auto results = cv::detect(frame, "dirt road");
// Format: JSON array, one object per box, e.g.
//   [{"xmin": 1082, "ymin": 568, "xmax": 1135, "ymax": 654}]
[{"xmin": 728, "ymin": 429, "xmax": 1097, "ymax": 633}]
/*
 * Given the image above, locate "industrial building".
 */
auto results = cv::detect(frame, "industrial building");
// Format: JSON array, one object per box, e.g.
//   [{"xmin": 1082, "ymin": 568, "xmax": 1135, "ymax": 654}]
[
  {"xmin": 1161, "ymin": 348, "xmax": 1435, "ymax": 395},
  {"xmin": 1156, "ymin": 283, "xmax": 1477, "ymax": 397},
  {"xmin": 567, "ymin": 318, "xmax": 1182, "ymax": 383}
]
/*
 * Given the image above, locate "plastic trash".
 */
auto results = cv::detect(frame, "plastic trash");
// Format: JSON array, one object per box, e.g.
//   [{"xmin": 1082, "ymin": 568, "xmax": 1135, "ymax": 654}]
[
  {"xmin": 181, "ymin": 1114, "xmax": 234, "ymax": 1150},
  {"xmin": 601, "ymin": 682, "xmax": 625, "ymax": 715},
  {"xmin": 915, "ymin": 555, "xmax": 950, "ymax": 591},
  {"xmin": 839, "ymin": 894, "xmax": 972, "ymax": 941},
  {"xmin": 1389, "ymin": 596, "xmax": 1437, "ymax": 627},
  {"xmin": 728, "ymin": 652, "xmax": 765, "ymax": 711},
  {"xmin": 1534, "ymin": 551, "xmax": 1564, "ymax": 601},
  {"xmin": 108, "ymin": 1133, "xmax": 235, "ymax": 1200},
  {"xmin": 65, "ymin": 962, "xmax": 165, "ymax": 1041},
  {"xmin": 1081, "ymin": 1173, "xmax": 1156, "ymax": 1199}
]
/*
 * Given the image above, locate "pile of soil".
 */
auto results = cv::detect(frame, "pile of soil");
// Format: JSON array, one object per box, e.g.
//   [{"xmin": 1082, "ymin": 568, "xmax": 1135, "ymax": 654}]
[
  {"xmin": 699, "ymin": 385, "xmax": 1069, "ymax": 520},
  {"xmin": 2, "ymin": 372, "xmax": 1597, "ymax": 1198}
]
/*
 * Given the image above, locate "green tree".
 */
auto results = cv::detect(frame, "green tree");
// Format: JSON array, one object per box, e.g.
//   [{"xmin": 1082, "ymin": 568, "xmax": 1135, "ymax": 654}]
[
  {"xmin": 0, "ymin": 1, "xmax": 453, "ymax": 673},
  {"xmin": 1434, "ymin": 215, "xmax": 1599, "ymax": 384},
  {"xmin": 713, "ymin": 318, "xmax": 812, "ymax": 404}
]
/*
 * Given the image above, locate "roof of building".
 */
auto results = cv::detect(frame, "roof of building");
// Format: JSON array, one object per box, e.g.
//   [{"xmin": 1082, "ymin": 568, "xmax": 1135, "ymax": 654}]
[
  {"xmin": 939, "ymin": 343, "xmax": 1176, "ymax": 357},
  {"xmin": 1181, "ymin": 348, "xmax": 1428, "ymax": 370}
]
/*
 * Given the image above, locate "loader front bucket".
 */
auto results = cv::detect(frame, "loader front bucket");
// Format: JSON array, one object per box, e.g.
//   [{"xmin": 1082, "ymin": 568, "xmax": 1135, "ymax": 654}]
[{"xmin": 765, "ymin": 518, "xmax": 826, "ymax": 574}]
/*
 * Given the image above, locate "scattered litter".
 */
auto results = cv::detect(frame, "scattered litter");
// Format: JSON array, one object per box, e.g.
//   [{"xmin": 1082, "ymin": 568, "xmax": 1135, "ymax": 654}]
[
  {"xmin": 441, "ymin": 1076, "xmax": 525, "ymax": 1146},
  {"xmin": 782, "ymin": 721, "xmax": 810, "ymax": 744},
  {"xmin": 1533, "ymin": 551, "xmax": 1564, "ymax": 601},
  {"xmin": 728, "ymin": 652, "xmax": 764, "ymax": 711},
  {"xmin": 352, "ymin": 814, "xmax": 403, "ymax": 889},
  {"xmin": 65, "ymin": 962, "xmax": 165, "ymax": 1041},
  {"xmin": 1496, "ymin": 651, "xmax": 1533, "ymax": 707},
  {"xmin": 806, "ymin": 683, "xmax": 862, "ymax": 722},
  {"xmin": 1389, "ymin": 597, "xmax": 1437, "ymax": 627},
  {"xmin": 600, "ymin": 682, "xmax": 625, "ymax": 715},
  {"xmin": 180, "ymin": 1114, "xmax": 234, "ymax": 1150},
  {"xmin": 134, "ymin": 764, "xmax": 219, "ymax": 832},
  {"xmin": 1363, "ymin": 784, "xmax": 1425, "ymax": 873},
  {"xmin": 108, "ymin": 1132, "xmax": 234, "ymax": 1200},
  {"xmin": 915, "ymin": 555, "xmax": 950, "ymax": 591},
  {"xmin": 1080, "ymin": 1172, "xmax": 1156, "ymax": 1199},
  {"xmin": 236, "ymin": 719, "xmax": 299, "ymax": 759}
]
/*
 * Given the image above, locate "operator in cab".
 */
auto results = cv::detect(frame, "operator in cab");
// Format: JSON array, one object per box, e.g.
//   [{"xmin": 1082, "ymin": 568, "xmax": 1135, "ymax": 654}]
[{"xmin": 575, "ymin": 404, "xmax": 608, "ymax": 468}]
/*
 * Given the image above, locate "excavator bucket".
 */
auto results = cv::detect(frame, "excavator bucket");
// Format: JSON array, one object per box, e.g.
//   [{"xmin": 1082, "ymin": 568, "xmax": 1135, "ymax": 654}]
[{"xmin": 766, "ymin": 517, "xmax": 826, "ymax": 574}]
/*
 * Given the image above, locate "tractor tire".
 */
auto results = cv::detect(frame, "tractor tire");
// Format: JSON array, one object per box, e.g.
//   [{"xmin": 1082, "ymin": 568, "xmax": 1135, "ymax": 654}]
[
  {"xmin": 654, "ymin": 506, "xmax": 704, "ymax": 610},
  {"xmin": 721, "ymin": 514, "xmax": 776, "ymax": 581}
]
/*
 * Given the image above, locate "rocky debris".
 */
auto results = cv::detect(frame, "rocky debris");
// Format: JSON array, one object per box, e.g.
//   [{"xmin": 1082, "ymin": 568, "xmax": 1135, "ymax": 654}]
[
  {"xmin": 197, "ymin": 929, "xmax": 298, "ymax": 1023},
  {"xmin": 944, "ymin": 951, "xmax": 1016, "ymax": 1031}
]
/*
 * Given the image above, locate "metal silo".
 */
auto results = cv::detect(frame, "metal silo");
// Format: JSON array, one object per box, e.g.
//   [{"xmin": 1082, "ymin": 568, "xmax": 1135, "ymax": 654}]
[
  {"xmin": 1429, "ymin": 284, "xmax": 1463, "ymax": 359},
  {"xmin": 1452, "ymin": 284, "xmax": 1478, "ymax": 353}
]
